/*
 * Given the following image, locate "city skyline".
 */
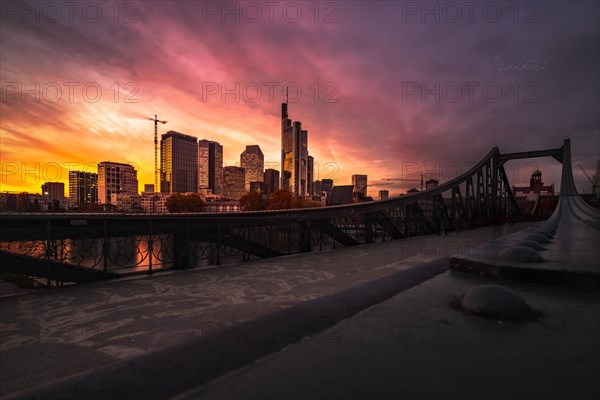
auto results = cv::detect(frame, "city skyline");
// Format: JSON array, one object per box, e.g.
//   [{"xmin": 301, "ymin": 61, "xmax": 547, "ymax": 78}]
[{"xmin": 1, "ymin": 2, "xmax": 598, "ymax": 197}]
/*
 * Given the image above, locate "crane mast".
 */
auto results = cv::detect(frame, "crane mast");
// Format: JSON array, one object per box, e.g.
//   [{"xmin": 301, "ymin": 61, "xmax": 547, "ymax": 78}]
[{"xmin": 149, "ymin": 115, "xmax": 167, "ymax": 191}]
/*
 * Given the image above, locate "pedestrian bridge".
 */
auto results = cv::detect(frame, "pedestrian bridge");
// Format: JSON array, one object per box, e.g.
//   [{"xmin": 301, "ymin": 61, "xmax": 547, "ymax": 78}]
[
  {"xmin": 0, "ymin": 140, "xmax": 577, "ymax": 285},
  {"xmin": 1, "ymin": 140, "xmax": 598, "ymax": 400}
]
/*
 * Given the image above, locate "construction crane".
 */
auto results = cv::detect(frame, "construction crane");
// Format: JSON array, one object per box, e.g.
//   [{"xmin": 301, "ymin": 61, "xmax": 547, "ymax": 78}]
[
  {"xmin": 381, "ymin": 174, "xmax": 437, "ymax": 191},
  {"xmin": 577, "ymin": 163, "xmax": 599, "ymax": 195},
  {"xmin": 148, "ymin": 115, "xmax": 167, "ymax": 191}
]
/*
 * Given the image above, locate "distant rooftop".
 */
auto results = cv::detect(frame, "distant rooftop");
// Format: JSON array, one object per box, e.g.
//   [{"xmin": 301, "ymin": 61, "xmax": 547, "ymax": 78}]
[
  {"xmin": 328, "ymin": 185, "xmax": 354, "ymax": 206},
  {"xmin": 162, "ymin": 130, "xmax": 197, "ymax": 142},
  {"xmin": 243, "ymin": 145, "xmax": 263, "ymax": 155}
]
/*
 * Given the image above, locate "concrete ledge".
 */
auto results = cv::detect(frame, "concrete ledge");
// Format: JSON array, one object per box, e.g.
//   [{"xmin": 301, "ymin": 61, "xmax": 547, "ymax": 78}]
[
  {"xmin": 449, "ymin": 192, "xmax": 600, "ymax": 289},
  {"xmin": 450, "ymin": 256, "xmax": 600, "ymax": 289}
]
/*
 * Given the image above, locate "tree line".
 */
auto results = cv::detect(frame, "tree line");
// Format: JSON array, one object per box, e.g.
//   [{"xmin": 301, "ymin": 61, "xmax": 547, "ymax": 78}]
[{"xmin": 0, "ymin": 190, "xmax": 322, "ymax": 213}]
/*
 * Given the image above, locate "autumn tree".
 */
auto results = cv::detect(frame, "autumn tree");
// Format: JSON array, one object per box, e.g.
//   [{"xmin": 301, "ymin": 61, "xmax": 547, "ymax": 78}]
[
  {"xmin": 2, "ymin": 194, "xmax": 17, "ymax": 211},
  {"xmin": 268, "ymin": 190, "xmax": 294, "ymax": 210},
  {"xmin": 16, "ymin": 194, "xmax": 31, "ymax": 212},
  {"xmin": 48, "ymin": 200, "xmax": 64, "ymax": 212},
  {"xmin": 267, "ymin": 190, "xmax": 324, "ymax": 210},
  {"xmin": 292, "ymin": 197, "xmax": 322, "ymax": 209},
  {"xmin": 166, "ymin": 193, "xmax": 205, "ymax": 213},
  {"xmin": 239, "ymin": 191, "xmax": 265, "ymax": 211}
]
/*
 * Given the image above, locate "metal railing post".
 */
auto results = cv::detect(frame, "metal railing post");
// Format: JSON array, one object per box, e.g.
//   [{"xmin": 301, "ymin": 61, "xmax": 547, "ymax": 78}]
[
  {"xmin": 103, "ymin": 220, "xmax": 108, "ymax": 279},
  {"xmin": 216, "ymin": 219, "xmax": 221, "ymax": 265},
  {"xmin": 148, "ymin": 219, "xmax": 153, "ymax": 274},
  {"xmin": 45, "ymin": 220, "xmax": 52, "ymax": 287}
]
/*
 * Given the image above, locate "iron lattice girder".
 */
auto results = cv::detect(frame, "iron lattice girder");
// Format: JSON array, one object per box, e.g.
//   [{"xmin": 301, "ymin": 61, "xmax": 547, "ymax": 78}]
[
  {"xmin": 222, "ymin": 231, "xmax": 285, "ymax": 258},
  {"xmin": 465, "ymin": 177, "xmax": 476, "ymax": 219},
  {"xmin": 500, "ymin": 165, "xmax": 522, "ymax": 216},
  {"xmin": 405, "ymin": 202, "xmax": 434, "ymax": 236},
  {"xmin": 498, "ymin": 147, "xmax": 564, "ymax": 165},
  {"xmin": 432, "ymin": 194, "xmax": 451, "ymax": 231},
  {"xmin": 368, "ymin": 211, "xmax": 403, "ymax": 239},
  {"xmin": 451, "ymin": 186, "xmax": 466, "ymax": 221},
  {"xmin": 314, "ymin": 219, "xmax": 360, "ymax": 247}
]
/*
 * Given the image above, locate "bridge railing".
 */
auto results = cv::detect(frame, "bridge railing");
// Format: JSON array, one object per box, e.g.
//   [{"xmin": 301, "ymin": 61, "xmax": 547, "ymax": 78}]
[{"xmin": 0, "ymin": 146, "xmax": 525, "ymax": 285}]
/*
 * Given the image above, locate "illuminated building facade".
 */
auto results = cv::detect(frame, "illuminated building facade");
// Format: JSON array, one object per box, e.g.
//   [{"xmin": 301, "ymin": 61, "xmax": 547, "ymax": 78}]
[
  {"xmin": 161, "ymin": 131, "xmax": 198, "ymax": 193},
  {"xmin": 241, "ymin": 145, "xmax": 264, "ymax": 191},
  {"xmin": 281, "ymin": 102, "xmax": 310, "ymax": 196},
  {"xmin": 199, "ymin": 139, "xmax": 223, "ymax": 195},
  {"xmin": 98, "ymin": 162, "xmax": 138, "ymax": 204},
  {"xmin": 68, "ymin": 171, "xmax": 98, "ymax": 206},
  {"xmin": 223, "ymin": 166, "xmax": 246, "ymax": 200}
]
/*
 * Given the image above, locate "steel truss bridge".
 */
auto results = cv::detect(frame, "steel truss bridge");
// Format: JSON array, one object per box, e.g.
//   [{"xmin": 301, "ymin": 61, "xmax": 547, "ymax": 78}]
[{"xmin": 0, "ymin": 141, "xmax": 569, "ymax": 284}]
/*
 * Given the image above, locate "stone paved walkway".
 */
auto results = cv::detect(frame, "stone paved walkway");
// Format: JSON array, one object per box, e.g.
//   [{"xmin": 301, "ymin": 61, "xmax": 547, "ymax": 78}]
[{"xmin": 0, "ymin": 223, "xmax": 534, "ymax": 396}]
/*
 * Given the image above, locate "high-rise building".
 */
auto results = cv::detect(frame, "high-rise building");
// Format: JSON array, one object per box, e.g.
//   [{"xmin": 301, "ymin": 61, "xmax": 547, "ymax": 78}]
[
  {"xmin": 98, "ymin": 162, "xmax": 138, "ymax": 204},
  {"xmin": 281, "ymin": 102, "xmax": 310, "ymax": 196},
  {"xmin": 199, "ymin": 139, "xmax": 223, "ymax": 195},
  {"xmin": 264, "ymin": 168, "xmax": 280, "ymax": 194},
  {"xmin": 241, "ymin": 145, "xmax": 264, "ymax": 191},
  {"xmin": 313, "ymin": 180, "xmax": 323, "ymax": 196},
  {"xmin": 41, "ymin": 182, "xmax": 65, "ymax": 202},
  {"xmin": 144, "ymin": 184, "xmax": 155, "ymax": 193},
  {"xmin": 322, "ymin": 179, "xmax": 334, "ymax": 199},
  {"xmin": 352, "ymin": 175, "xmax": 368, "ymax": 196},
  {"xmin": 308, "ymin": 156, "xmax": 314, "ymax": 197},
  {"xmin": 379, "ymin": 190, "xmax": 389, "ymax": 200},
  {"xmin": 223, "ymin": 166, "xmax": 245, "ymax": 200},
  {"xmin": 161, "ymin": 131, "xmax": 198, "ymax": 193},
  {"xmin": 249, "ymin": 181, "xmax": 268, "ymax": 195},
  {"xmin": 68, "ymin": 171, "xmax": 98, "ymax": 206}
]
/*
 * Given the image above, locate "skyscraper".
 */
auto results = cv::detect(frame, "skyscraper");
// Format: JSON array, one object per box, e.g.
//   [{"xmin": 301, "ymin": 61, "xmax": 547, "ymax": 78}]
[
  {"xmin": 240, "ymin": 145, "xmax": 264, "ymax": 191},
  {"xmin": 264, "ymin": 169, "xmax": 280, "ymax": 194},
  {"xmin": 281, "ymin": 102, "xmax": 310, "ymax": 196},
  {"xmin": 199, "ymin": 139, "xmax": 223, "ymax": 195},
  {"xmin": 41, "ymin": 182, "xmax": 65, "ymax": 202},
  {"xmin": 352, "ymin": 174, "xmax": 368, "ymax": 196},
  {"xmin": 223, "ymin": 166, "xmax": 246, "ymax": 200},
  {"xmin": 68, "ymin": 171, "xmax": 98, "ymax": 206},
  {"xmin": 160, "ymin": 131, "xmax": 198, "ymax": 193},
  {"xmin": 98, "ymin": 162, "xmax": 138, "ymax": 204}
]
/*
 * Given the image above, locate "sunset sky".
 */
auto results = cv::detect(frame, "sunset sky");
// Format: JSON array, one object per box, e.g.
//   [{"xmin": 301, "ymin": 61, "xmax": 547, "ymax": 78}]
[{"xmin": 1, "ymin": 0, "xmax": 598, "ymax": 197}]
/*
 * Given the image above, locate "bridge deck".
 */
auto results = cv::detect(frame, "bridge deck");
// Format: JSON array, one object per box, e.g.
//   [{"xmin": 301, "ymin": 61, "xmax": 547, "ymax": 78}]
[
  {"xmin": 187, "ymin": 269, "xmax": 599, "ymax": 400},
  {"xmin": 0, "ymin": 222, "xmax": 534, "ymax": 397}
]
